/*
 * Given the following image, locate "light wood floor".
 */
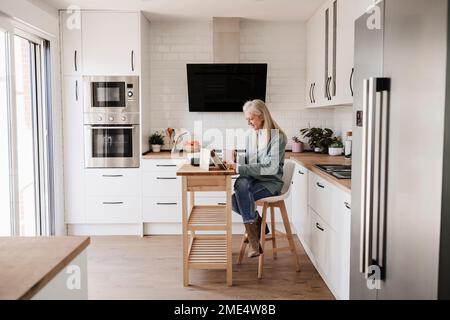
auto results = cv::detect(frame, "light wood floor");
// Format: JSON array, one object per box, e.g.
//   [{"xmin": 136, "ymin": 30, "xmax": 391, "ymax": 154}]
[{"xmin": 87, "ymin": 235, "xmax": 334, "ymax": 300}]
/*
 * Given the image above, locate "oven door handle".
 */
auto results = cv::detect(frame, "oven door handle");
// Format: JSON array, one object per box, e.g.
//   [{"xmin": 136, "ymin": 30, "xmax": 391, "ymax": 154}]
[{"xmin": 87, "ymin": 126, "xmax": 136, "ymax": 130}]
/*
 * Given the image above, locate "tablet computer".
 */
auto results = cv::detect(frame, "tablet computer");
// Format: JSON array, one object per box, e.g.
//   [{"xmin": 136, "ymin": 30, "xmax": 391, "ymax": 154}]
[{"xmin": 210, "ymin": 150, "xmax": 227, "ymax": 170}]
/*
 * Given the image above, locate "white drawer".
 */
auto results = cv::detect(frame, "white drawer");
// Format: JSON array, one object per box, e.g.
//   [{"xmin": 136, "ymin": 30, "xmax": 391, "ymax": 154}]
[
  {"xmin": 141, "ymin": 159, "xmax": 186, "ymax": 172},
  {"xmin": 85, "ymin": 169, "xmax": 141, "ymax": 197},
  {"xmin": 143, "ymin": 197, "xmax": 181, "ymax": 223},
  {"xmin": 86, "ymin": 196, "xmax": 141, "ymax": 223},
  {"xmin": 309, "ymin": 207, "xmax": 331, "ymax": 278},
  {"xmin": 142, "ymin": 172, "xmax": 181, "ymax": 197},
  {"xmin": 308, "ymin": 172, "xmax": 333, "ymax": 224}
]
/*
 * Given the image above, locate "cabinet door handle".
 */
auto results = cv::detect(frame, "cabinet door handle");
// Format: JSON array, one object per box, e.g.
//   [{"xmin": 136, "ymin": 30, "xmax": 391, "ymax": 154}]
[
  {"xmin": 156, "ymin": 164, "xmax": 177, "ymax": 167},
  {"xmin": 316, "ymin": 223, "xmax": 324, "ymax": 231},
  {"xmin": 309, "ymin": 83, "xmax": 313, "ymax": 104},
  {"xmin": 131, "ymin": 50, "xmax": 135, "ymax": 72},
  {"xmin": 327, "ymin": 77, "xmax": 332, "ymax": 100},
  {"xmin": 102, "ymin": 174, "xmax": 123, "ymax": 177},
  {"xmin": 316, "ymin": 182, "xmax": 325, "ymax": 189},
  {"xmin": 350, "ymin": 67, "xmax": 355, "ymax": 97},
  {"xmin": 74, "ymin": 50, "xmax": 78, "ymax": 72},
  {"xmin": 157, "ymin": 203, "xmax": 177, "ymax": 206},
  {"xmin": 298, "ymin": 170, "xmax": 305, "ymax": 175},
  {"xmin": 75, "ymin": 80, "xmax": 78, "ymax": 101},
  {"xmin": 156, "ymin": 177, "xmax": 177, "ymax": 180},
  {"xmin": 345, "ymin": 202, "xmax": 351, "ymax": 210},
  {"xmin": 102, "ymin": 201, "xmax": 124, "ymax": 205},
  {"xmin": 312, "ymin": 83, "xmax": 316, "ymax": 103},
  {"xmin": 217, "ymin": 203, "xmax": 226, "ymax": 206}
]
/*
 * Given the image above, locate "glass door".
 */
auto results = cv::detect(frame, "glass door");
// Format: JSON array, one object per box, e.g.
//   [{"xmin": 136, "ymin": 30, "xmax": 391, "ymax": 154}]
[
  {"xmin": 0, "ymin": 28, "xmax": 12, "ymax": 236},
  {"xmin": 0, "ymin": 23, "xmax": 53, "ymax": 236}
]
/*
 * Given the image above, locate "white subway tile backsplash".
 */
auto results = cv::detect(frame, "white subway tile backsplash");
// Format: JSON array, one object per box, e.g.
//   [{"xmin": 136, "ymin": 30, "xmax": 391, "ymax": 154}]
[{"xmin": 145, "ymin": 20, "xmax": 350, "ymax": 148}]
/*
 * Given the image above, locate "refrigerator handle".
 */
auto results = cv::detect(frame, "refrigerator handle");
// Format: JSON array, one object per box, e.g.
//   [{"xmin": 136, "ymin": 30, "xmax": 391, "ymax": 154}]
[
  {"xmin": 360, "ymin": 79, "xmax": 370, "ymax": 275},
  {"xmin": 376, "ymin": 78, "xmax": 390, "ymax": 279},
  {"xmin": 360, "ymin": 77, "xmax": 391, "ymax": 279}
]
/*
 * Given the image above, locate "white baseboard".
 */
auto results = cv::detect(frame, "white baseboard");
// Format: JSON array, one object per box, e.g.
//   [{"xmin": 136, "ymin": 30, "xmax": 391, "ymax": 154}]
[
  {"xmin": 68, "ymin": 224, "xmax": 142, "ymax": 236},
  {"xmin": 66, "ymin": 221, "xmax": 295, "ymax": 237}
]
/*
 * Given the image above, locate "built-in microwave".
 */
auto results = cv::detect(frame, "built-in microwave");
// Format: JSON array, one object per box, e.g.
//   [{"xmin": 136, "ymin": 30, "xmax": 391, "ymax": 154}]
[{"xmin": 83, "ymin": 76, "xmax": 139, "ymax": 114}]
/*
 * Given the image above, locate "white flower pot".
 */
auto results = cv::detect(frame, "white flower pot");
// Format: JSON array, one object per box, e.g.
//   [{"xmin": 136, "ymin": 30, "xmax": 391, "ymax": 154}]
[
  {"xmin": 151, "ymin": 144, "xmax": 162, "ymax": 153},
  {"xmin": 328, "ymin": 147, "xmax": 343, "ymax": 156}
]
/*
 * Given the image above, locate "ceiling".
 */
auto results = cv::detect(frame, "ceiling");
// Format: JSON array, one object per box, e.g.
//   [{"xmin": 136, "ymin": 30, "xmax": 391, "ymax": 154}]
[{"xmin": 40, "ymin": 0, "xmax": 325, "ymax": 21}]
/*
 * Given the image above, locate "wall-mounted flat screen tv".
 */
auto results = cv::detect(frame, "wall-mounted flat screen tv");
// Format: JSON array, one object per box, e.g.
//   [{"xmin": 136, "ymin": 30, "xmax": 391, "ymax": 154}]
[{"xmin": 187, "ymin": 63, "xmax": 268, "ymax": 112}]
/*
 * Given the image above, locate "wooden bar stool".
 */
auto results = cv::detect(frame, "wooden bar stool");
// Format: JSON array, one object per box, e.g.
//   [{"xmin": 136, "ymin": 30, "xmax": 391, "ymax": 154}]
[{"xmin": 236, "ymin": 160, "xmax": 300, "ymax": 279}]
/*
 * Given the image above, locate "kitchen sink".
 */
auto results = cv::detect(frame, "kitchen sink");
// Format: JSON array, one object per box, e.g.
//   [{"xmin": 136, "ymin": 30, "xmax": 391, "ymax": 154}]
[{"xmin": 315, "ymin": 164, "xmax": 352, "ymax": 179}]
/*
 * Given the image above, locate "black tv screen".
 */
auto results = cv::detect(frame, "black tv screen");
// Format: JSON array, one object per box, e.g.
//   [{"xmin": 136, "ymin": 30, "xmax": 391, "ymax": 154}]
[{"xmin": 187, "ymin": 63, "xmax": 267, "ymax": 112}]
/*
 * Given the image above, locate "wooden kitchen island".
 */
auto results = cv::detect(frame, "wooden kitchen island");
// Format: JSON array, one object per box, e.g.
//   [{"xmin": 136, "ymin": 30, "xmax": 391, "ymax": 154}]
[
  {"xmin": 176, "ymin": 164, "xmax": 236, "ymax": 287},
  {"xmin": 0, "ymin": 236, "xmax": 90, "ymax": 300}
]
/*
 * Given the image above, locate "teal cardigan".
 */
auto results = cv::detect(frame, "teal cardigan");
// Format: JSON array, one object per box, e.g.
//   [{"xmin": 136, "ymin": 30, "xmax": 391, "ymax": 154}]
[{"xmin": 237, "ymin": 130, "xmax": 287, "ymax": 195}]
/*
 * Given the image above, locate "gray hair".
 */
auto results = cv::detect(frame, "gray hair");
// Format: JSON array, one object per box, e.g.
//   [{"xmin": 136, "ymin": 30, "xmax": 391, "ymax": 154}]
[{"xmin": 243, "ymin": 99, "xmax": 287, "ymax": 142}]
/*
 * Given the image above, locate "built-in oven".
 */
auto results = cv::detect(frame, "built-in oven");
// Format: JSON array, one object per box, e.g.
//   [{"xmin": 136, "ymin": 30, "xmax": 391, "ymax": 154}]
[
  {"xmin": 84, "ymin": 76, "xmax": 139, "ymax": 114},
  {"xmin": 84, "ymin": 123, "xmax": 140, "ymax": 168}
]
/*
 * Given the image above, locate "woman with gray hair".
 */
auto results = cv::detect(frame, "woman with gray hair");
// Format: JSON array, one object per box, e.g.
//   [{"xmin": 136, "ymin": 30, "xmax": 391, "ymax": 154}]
[{"xmin": 230, "ymin": 99, "xmax": 287, "ymax": 258}]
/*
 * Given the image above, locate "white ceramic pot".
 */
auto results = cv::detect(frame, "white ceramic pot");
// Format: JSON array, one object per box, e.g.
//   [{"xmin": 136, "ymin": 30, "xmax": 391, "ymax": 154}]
[
  {"xmin": 151, "ymin": 144, "xmax": 162, "ymax": 153},
  {"xmin": 328, "ymin": 147, "xmax": 343, "ymax": 156}
]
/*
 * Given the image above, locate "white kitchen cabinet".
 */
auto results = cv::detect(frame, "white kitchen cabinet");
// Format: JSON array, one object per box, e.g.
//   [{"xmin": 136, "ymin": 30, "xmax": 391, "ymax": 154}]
[
  {"xmin": 334, "ymin": 0, "xmax": 374, "ymax": 105},
  {"xmin": 310, "ymin": 208, "xmax": 331, "ymax": 279},
  {"xmin": 306, "ymin": 3, "xmax": 326, "ymax": 107},
  {"xmin": 143, "ymin": 198, "xmax": 182, "ymax": 223},
  {"xmin": 63, "ymin": 76, "xmax": 85, "ymax": 223},
  {"xmin": 330, "ymin": 187, "xmax": 352, "ymax": 300},
  {"xmin": 291, "ymin": 164, "xmax": 310, "ymax": 246},
  {"xmin": 142, "ymin": 172, "xmax": 182, "ymax": 198},
  {"xmin": 142, "ymin": 159, "xmax": 184, "ymax": 225},
  {"xmin": 86, "ymin": 196, "xmax": 141, "ymax": 223},
  {"xmin": 60, "ymin": 11, "xmax": 82, "ymax": 75},
  {"xmin": 306, "ymin": 0, "xmax": 374, "ymax": 108},
  {"xmin": 81, "ymin": 12, "xmax": 140, "ymax": 75},
  {"xmin": 308, "ymin": 172, "xmax": 333, "ymax": 225},
  {"xmin": 85, "ymin": 169, "xmax": 141, "ymax": 197}
]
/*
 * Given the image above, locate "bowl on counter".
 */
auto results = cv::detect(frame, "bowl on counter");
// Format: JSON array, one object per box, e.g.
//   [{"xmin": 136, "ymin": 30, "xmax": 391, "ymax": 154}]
[{"xmin": 328, "ymin": 147, "xmax": 344, "ymax": 156}]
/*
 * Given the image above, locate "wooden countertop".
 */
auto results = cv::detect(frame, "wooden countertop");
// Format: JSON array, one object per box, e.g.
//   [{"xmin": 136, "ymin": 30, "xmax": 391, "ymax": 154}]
[
  {"xmin": 144, "ymin": 151, "xmax": 351, "ymax": 193},
  {"xmin": 288, "ymin": 153, "xmax": 352, "ymax": 193},
  {"xmin": 177, "ymin": 164, "xmax": 236, "ymax": 176},
  {"xmin": 0, "ymin": 236, "xmax": 90, "ymax": 300}
]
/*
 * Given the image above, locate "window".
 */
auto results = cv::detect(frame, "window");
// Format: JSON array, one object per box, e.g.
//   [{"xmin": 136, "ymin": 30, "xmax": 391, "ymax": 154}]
[
  {"xmin": 0, "ymin": 29, "xmax": 11, "ymax": 236},
  {"xmin": 0, "ymin": 22, "xmax": 54, "ymax": 236}
]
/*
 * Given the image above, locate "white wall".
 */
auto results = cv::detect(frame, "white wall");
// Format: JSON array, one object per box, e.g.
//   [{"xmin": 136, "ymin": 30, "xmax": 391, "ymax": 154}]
[
  {"xmin": 146, "ymin": 20, "xmax": 338, "ymax": 150},
  {"xmin": 1, "ymin": 0, "xmax": 65, "ymax": 236}
]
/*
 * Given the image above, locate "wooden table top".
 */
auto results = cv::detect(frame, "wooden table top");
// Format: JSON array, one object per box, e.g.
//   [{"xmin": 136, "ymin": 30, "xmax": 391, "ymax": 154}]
[
  {"xmin": 0, "ymin": 236, "xmax": 90, "ymax": 300},
  {"xmin": 177, "ymin": 164, "xmax": 236, "ymax": 176}
]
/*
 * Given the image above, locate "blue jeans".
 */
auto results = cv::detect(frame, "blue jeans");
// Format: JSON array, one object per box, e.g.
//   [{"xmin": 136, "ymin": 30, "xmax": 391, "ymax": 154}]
[{"xmin": 232, "ymin": 176, "xmax": 279, "ymax": 224}]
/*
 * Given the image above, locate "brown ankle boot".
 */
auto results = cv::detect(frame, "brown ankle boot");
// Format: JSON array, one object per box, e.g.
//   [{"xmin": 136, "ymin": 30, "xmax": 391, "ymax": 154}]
[
  {"xmin": 244, "ymin": 223, "xmax": 263, "ymax": 258},
  {"xmin": 244, "ymin": 214, "xmax": 269, "ymax": 244}
]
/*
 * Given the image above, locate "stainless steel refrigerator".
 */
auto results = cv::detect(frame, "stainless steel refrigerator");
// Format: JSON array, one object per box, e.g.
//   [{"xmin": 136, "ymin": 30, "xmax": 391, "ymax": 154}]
[{"xmin": 350, "ymin": 0, "xmax": 450, "ymax": 299}]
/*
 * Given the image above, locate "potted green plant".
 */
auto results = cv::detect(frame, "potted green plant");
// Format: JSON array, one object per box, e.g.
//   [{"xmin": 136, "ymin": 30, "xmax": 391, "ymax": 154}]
[
  {"xmin": 300, "ymin": 127, "xmax": 334, "ymax": 153},
  {"xmin": 291, "ymin": 136, "xmax": 304, "ymax": 153},
  {"xmin": 328, "ymin": 138, "xmax": 344, "ymax": 156},
  {"xmin": 149, "ymin": 131, "xmax": 165, "ymax": 153}
]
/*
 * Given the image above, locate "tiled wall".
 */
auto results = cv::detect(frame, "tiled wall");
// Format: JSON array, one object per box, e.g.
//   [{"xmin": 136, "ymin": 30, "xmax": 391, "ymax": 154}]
[{"xmin": 146, "ymin": 20, "xmax": 351, "ymax": 150}]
